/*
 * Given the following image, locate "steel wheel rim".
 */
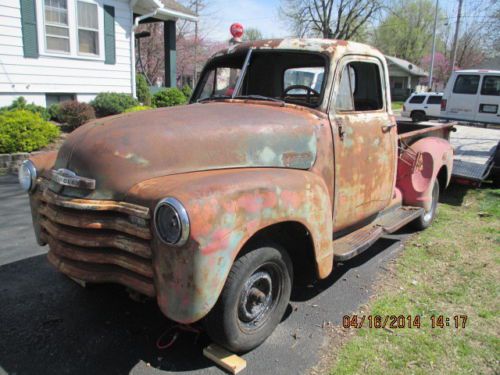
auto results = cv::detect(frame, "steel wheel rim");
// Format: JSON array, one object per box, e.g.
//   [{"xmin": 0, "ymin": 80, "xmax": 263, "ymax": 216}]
[{"xmin": 238, "ymin": 263, "xmax": 282, "ymax": 331}]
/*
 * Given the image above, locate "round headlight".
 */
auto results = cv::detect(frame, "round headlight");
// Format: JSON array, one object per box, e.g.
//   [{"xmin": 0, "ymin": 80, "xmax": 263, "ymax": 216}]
[
  {"xmin": 154, "ymin": 198, "xmax": 190, "ymax": 246},
  {"xmin": 18, "ymin": 160, "xmax": 37, "ymax": 192}
]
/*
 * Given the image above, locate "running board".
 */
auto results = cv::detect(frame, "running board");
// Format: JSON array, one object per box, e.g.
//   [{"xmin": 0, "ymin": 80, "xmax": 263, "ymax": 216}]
[{"xmin": 333, "ymin": 206, "xmax": 423, "ymax": 262}]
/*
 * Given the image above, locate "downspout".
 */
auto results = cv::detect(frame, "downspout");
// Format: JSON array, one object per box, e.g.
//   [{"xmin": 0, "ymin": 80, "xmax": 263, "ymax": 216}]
[{"xmin": 129, "ymin": 1, "xmax": 159, "ymax": 99}]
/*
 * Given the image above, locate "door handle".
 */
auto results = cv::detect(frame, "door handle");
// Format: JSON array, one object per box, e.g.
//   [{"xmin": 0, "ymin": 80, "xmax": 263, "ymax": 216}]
[{"xmin": 382, "ymin": 123, "xmax": 397, "ymax": 132}]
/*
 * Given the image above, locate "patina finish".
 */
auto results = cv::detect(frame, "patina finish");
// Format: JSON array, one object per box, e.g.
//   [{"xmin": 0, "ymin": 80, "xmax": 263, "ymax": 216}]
[{"xmin": 25, "ymin": 38, "xmax": 453, "ymax": 325}]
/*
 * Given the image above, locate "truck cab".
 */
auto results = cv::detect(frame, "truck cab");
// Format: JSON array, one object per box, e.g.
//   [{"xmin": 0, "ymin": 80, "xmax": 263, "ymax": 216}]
[{"xmin": 21, "ymin": 39, "xmax": 453, "ymax": 353}]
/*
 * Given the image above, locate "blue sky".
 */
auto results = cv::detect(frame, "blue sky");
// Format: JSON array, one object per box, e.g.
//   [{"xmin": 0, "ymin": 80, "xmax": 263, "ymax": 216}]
[{"xmin": 203, "ymin": 0, "xmax": 464, "ymax": 42}]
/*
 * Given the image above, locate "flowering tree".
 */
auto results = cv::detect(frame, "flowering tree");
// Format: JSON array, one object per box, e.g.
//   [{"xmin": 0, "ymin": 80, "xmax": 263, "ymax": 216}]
[{"xmin": 420, "ymin": 52, "xmax": 453, "ymax": 90}]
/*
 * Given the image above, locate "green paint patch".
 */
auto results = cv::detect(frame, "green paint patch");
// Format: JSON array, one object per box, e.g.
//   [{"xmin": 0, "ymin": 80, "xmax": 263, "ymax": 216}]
[{"xmin": 328, "ymin": 185, "xmax": 500, "ymax": 375}]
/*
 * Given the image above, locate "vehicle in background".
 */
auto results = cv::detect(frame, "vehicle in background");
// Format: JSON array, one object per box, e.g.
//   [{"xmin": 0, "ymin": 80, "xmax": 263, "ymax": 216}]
[
  {"xmin": 401, "ymin": 92, "xmax": 443, "ymax": 122},
  {"xmin": 441, "ymin": 69, "xmax": 500, "ymax": 125},
  {"xmin": 284, "ymin": 67, "xmax": 324, "ymax": 94}
]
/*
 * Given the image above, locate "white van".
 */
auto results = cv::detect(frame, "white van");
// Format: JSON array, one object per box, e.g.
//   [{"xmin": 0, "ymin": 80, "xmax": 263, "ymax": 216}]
[{"xmin": 441, "ymin": 69, "xmax": 500, "ymax": 125}]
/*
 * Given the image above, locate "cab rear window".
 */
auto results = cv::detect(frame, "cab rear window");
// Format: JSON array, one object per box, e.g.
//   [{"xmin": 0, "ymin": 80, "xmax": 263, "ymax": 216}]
[
  {"xmin": 453, "ymin": 75, "xmax": 480, "ymax": 94},
  {"xmin": 409, "ymin": 95, "xmax": 425, "ymax": 104}
]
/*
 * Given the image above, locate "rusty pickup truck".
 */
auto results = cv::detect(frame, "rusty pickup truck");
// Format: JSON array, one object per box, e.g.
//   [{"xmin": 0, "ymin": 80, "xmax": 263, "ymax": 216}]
[{"xmin": 20, "ymin": 39, "xmax": 454, "ymax": 353}]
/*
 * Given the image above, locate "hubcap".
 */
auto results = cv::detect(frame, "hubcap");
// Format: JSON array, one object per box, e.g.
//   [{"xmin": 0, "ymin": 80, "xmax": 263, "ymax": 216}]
[{"xmin": 238, "ymin": 266, "xmax": 280, "ymax": 329}]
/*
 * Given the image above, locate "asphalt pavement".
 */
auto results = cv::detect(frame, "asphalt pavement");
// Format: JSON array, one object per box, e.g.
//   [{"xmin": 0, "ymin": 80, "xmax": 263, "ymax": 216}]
[{"xmin": 0, "ymin": 173, "xmax": 411, "ymax": 375}]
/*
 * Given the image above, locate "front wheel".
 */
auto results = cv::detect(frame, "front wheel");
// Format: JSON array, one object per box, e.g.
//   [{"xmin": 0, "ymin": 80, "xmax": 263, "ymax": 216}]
[
  {"xmin": 412, "ymin": 179, "xmax": 440, "ymax": 230},
  {"xmin": 204, "ymin": 245, "xmax": 293, "ymax": 353}
]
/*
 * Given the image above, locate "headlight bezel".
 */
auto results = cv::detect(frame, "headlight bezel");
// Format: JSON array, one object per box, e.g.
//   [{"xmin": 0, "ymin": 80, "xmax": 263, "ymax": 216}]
[
  {"xmin": 154, "ymin": 197, "xmax": 190, "ymax": 246},
  {"xmin": 18, "ymin": 160, "xmax": 37, "ymax": 192}
]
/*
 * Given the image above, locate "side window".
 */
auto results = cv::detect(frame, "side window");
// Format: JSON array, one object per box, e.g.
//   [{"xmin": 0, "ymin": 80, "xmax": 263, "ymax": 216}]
[
  {"xmin": 426, "ymin": 95, "xmax": 442, "ymax": 104},
  {"xmin": 335, "ymin": 65, "xmax": 355, "ymax": 111},
  {"xmin": 453, "ymin": 75, "xmax": 480, "ymax": 94},
  {"xmin": 336, "ymin": 61, "xmax": 384, "ymax": 112},
  {"xmin": 409, "ymin": 95, "xmax": 426, "ymax": 104},
  {"xmin": 481, "ymin": 76, "xmax": 500, "ymax": 96}
]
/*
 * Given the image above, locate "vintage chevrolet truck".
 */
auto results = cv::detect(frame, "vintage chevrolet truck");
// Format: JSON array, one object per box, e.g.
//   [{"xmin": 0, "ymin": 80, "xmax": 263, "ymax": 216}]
[{"xmin": 19, "ymin": 39, "xmax": 454, "ymax": 352}]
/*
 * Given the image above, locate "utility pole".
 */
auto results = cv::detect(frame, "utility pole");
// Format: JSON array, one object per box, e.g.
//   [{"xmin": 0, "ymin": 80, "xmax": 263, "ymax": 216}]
[
  {"xmin": 428, "ymin": 0, "xmax": 439, "ymax": 91},
  {"xmin": 450, "ymin": 0, "xmax": 463, "ymax": 74},
  {"xmin": 193, "ymin": 0, "xmax": 199, "ymax": 86}
]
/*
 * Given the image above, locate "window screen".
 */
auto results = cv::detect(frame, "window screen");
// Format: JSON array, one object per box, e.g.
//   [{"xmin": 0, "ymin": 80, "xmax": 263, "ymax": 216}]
[
  {"xmin": 426, "ymin": 95, "xmax": 442, "ymax": 104},
  {"xmin": 453, "ymin": 75, "xmax": 480, "ymax": 94},
  {"xmin": 481, "ymin": 76, "xmax": 500, "ymax": 96},
  {"xmin": 409, "ymin": 95, "xmax": 425, "ymax": 104},
  {"xmin": 44, "ymin": 0, "xmax": 69, "ymax": 52},
  {"xmin": 78, "ymin": 1, "xmax": 99, "ymax": 55}
]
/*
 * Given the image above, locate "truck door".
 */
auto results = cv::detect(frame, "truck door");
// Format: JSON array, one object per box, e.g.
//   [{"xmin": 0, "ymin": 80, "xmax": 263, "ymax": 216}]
[
  {"xmin": 446, "ymin": 74, "xmax": 481, "ymax": 121},
  {"xmin": 329, "ymin": 57, "xmax": 397, "ymax": 231},
  {"xmin": 474, "ymin": 74, "xmax": 500, "ymax": 124}
]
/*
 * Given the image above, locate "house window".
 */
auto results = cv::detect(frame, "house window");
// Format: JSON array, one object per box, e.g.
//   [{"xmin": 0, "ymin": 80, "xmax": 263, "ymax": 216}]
[
  {"xmin": 77, "ymin": 1, "xmax": 99, "ymax": 55},
  {"xmin": 44, "ymin": 0, "xmax": 70, "ymax": 53}
]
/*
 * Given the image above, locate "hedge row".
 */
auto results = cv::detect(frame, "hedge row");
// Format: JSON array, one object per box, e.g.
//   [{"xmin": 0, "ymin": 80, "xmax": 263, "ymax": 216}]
[{"xmin": 0, "ymin": 84, "xmax": 193, "ymax": 153}]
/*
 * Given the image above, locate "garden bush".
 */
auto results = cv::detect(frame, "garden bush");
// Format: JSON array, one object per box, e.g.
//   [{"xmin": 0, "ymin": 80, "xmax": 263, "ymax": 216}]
[
  {"xmin": 0, "ymin": 110, "xmax": 60, "ymax": 153},
  {"xmin": 48, "ymin": 103, "xmax": 62, "ymax": 122},
  {"xmin": 136, "ymin": 74, "xmax": 151, "ymax": 106},
  {"xmin": 58, "ymin": 100, "xmax": 95, "ymax": 129},
  {"xmin": 181, "ymin": 84, "xmax": 193, "ymax": 100},
  {"xmin": 124, "ymin": 105, "xmax": 153, "ymax": 113},
  {"xmin": 1, "ymin": 97, "xmax": 50, "ymax": 121},
  {"xmin": 90, "ymin": 92, "xmax": 138, "ymax": 117},
  {"xmin": 152, "ymin": 87, "xmax": 187, "ymax": 108}
]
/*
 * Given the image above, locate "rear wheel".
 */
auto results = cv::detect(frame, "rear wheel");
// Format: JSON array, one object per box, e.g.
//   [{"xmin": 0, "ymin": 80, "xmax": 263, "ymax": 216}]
[
  {"xmin": 411, "ymin": 111, "xmax": 427, "ymax": 123},
  {"xmin": 412, "ymin": 179, "xmax": 439, "ymax": 230},
  {"xmin": 204, "ymin": 245, "xmax": 293, "ymax": 353}
]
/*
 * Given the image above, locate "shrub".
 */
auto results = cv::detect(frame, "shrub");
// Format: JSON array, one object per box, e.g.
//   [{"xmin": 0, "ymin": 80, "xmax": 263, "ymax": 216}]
[
  {"xmin": 48, "ymin": 103, "xmax": 62, "ymax": 122},
  {"xmin": 136, "ymin": 74, "xmax": 151, "ymax": 106},
  {"xmin": 2, "ymin": 97, "xmax": 50, "ymax": 121},
  {"xmin": 124, "ymin": 105, "xmax": 153, "ymax": 113},
  {"xmin": 181, "ymin": 84, "xmax": 193, "ymax": 100},
  {"xmin": 0, "ymin": 110, "xmax": 60, "ymax": 153},
  {"xmin": 152, "ymin": 88, "xmax": 187, "ymax": 108},
  {"xmin": 58, "ymin": 100, "xmax": 95, "ymax": 129},
  {"xmin": 90, "ymin": 92, "xmax": 138, "ymax": 117}
]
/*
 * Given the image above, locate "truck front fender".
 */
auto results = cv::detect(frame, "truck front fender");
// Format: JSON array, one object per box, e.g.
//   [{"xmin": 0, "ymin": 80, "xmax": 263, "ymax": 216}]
[
  {"xmin": 397, "ymin": 137, "xmax": 453, "ymax": 210},
  {"xmin": 126, "ymin": 168, "xmax": 333, "ymax": 323}
]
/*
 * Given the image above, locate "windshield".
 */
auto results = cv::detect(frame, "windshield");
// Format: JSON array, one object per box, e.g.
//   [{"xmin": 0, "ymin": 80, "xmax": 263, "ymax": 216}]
[{"xmin": 192, "ymin": 50, "xmax": 328, "ymax": 108}]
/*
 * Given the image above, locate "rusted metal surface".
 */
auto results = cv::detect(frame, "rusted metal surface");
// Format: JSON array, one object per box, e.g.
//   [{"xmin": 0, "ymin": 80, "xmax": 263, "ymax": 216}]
[
  {"xmin": 126, "ymin": 168, "xmax": 333, "ymax": 323},
  {"xmin": 32, "ymin": 183, "xmax": 154, "ymax": 297},
  {"xmin": 24, "ymin": 38, "xmax": 454, "ymax": 326}
]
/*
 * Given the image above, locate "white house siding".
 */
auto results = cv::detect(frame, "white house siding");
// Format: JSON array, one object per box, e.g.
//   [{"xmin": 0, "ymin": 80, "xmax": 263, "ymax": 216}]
[{"xmin": 0, "ymin": 0, "xmax": 133, "ymax": 107}]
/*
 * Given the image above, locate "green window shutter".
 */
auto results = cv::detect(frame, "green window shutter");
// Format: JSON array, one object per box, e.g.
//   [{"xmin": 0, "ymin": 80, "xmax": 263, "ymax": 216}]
[
  {"xmin": 20, "ymin": 0, "xmax": 39, "ymax": 58},
  {"xmin": 104, "ymin": 5, "xmax": 116, "ymax": 64}
]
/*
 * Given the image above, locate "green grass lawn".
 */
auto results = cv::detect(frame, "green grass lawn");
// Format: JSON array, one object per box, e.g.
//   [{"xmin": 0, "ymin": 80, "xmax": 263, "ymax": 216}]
[
  {"xmin": 391, "ymin": 101, "xmax": 404, "ymax": 111},
  {"xmin": 329, "ymin": 185, "xmax": 499, "ymax": 374}
]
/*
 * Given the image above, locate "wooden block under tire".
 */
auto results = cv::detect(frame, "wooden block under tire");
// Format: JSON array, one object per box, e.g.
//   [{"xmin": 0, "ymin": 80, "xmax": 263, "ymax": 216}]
[{"xmin": 203, "ymin": 344, "xmax": 247, "ymax": 374}]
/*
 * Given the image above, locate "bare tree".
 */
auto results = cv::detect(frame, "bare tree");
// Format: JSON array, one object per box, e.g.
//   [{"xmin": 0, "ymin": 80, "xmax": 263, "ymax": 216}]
[
  {"xmin": 243, "ymin": 28, "xmax": 264, "ymax": 41},
  {"xmin": 280, "ymin": 0, "xmax": 382, "ymax": 39}
]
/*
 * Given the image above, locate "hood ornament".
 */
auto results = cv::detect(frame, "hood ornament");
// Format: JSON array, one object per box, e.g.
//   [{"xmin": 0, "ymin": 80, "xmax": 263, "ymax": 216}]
[{"xmin": 51, "ymin": 169, "xmax": 96, "ymax": 190}]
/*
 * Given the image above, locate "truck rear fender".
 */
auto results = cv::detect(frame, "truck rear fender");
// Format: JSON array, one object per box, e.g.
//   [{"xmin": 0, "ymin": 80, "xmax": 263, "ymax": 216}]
[
  {"xmin": 126, "ymin": 168, "xmax": 334, "ymax": 323},
  {"xmin": 397, "ymin": 137, "xmax": 453, "ymax": 210}
]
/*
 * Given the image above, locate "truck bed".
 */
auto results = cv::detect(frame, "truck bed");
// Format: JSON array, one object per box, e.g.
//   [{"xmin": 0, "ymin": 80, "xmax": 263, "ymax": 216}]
[{"xmin": 397, "ymin": 120, "xmax": 500, "ymax": 185}]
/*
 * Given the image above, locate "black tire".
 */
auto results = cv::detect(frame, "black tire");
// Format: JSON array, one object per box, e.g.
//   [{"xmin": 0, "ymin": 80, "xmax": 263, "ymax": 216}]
[
  {"xmin": 204, "ymin": 244, "xmax": 293, "ymax": 353},
  {"xmin": 412, "ymin": 179, "xmax": 439, "ymax": 230},
  {"xmin": 411, "ymin": 111, "xmax": 426, "ymax": 123}
]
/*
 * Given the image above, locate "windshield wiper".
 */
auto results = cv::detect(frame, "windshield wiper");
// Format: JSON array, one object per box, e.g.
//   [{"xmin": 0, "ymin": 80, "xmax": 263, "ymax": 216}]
[
  {"xmin": 234, "ymin": 95, "xmax": 285, "ymax": 104},
  {"xmin": 197, "ymin": 95, "xmax": 231, "ymax": 103}
]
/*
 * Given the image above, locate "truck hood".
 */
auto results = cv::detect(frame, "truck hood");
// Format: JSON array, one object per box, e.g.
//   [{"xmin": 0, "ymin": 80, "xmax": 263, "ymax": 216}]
[{"xmin": 54, "ymin": 102, "xmax": 320, "ymax": 200}]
